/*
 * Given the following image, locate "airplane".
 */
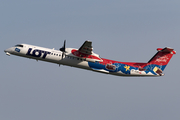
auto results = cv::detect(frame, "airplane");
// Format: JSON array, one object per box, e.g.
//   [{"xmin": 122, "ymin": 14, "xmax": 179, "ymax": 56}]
[{"xmin": 4, "ymin": 40, "xmax": 176, "ymax": 77}]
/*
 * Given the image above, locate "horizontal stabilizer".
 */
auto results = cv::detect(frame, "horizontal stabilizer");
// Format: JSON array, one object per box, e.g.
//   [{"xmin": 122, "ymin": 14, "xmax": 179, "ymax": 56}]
[{"xmin": 157, "ymin": 47, "xmax": 176, "ymax": 54}]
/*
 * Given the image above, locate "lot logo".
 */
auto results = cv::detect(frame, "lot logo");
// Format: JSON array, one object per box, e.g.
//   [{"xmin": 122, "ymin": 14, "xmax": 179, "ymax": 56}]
[{"xmin": 26, "ymin": 48, "xmax": 51, "ymax": 59}]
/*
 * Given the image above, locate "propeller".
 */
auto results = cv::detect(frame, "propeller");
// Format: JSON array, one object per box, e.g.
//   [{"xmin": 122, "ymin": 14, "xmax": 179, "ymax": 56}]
[{"xmin": 60, "ymin": 40, "xmax": 66, "ymax": 59}]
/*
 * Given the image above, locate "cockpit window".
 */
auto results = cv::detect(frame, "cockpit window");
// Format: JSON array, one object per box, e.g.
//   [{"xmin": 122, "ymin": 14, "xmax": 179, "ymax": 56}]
[{"xmin": 15, "ymin": 44, "xmax": 24, "ymax": 47}]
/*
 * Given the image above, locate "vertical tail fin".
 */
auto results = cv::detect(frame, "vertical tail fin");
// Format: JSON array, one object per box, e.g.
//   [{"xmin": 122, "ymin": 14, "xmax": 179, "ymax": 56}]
[{"xmin": 145, "ymin": 47, "xmax": 176, "ymax": 75}]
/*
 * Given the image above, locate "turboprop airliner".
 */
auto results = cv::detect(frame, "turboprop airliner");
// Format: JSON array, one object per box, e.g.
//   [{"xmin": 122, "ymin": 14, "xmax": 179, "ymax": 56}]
[{"xmin": 4, "ymin": 40, "xmax": 176, "ymax": 77}]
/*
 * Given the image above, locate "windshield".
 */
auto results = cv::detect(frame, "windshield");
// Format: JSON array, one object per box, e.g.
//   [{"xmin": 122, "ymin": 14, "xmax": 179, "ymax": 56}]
[{"xmin": 15, "ymin": 44, "xmax": 23, "ymax": 47}]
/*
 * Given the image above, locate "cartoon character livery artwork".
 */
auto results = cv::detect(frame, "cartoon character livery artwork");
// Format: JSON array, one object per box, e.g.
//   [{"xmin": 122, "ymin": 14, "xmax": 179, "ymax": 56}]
[{"xmin": 4, "ymin": 40, "xmax": 176, "ymax": 77}]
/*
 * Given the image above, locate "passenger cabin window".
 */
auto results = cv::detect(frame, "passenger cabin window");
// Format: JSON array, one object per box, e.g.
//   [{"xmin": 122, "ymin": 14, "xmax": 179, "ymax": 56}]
[{"xmin": 15, "ymin": 44, "xmax": 23, "ymax": 47}]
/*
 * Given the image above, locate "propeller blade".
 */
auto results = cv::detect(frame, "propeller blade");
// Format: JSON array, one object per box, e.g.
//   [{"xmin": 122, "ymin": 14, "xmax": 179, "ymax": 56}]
[
  {"xmin": 60, "ymin": 40, "xmax": 66, "ymax": 52},
  {"xmin": 62, "ymin": 52, "xmax": 64, "ymax": 59},
  {"xmin": 60, "ymin": 40, "xmax": 66, "ymax": 59}
]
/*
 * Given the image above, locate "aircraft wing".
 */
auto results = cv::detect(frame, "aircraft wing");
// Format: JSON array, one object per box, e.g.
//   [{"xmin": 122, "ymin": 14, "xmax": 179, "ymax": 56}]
[
  {"xmin": 78, "ymin": 40, "xmax": 93, "ymax": 55},
  {"xmin": 71, "ymin": 40, "xmax": 102, "ymax": 62}
]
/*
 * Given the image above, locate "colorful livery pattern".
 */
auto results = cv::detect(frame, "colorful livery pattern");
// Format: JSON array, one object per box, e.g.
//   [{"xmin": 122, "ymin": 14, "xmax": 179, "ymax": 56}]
[{"xmin": 4, "ymin": 41, "xmax": 176, "ymax": 77}]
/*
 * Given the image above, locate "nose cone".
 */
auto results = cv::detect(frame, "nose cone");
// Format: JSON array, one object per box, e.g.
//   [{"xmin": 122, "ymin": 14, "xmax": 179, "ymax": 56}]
[
  {"xmin": 4, "ymin": 48, "xmax": 12, "ymax": 53},
  {"xmin": 4, "ymin": 47, "xmax": 13, "ymax": 56}
]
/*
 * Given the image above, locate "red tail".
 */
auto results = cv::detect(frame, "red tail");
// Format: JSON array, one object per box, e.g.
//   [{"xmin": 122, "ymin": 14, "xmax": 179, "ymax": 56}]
[{"xmin": 147, "ymin": 47, "xmax": 176, "ymax": 71}]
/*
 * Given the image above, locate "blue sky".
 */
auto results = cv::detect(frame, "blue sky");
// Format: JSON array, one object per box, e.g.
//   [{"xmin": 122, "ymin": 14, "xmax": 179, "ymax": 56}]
[{"xmin": 1, "ymin": 0, "xmax": 180, "ymax": 120}]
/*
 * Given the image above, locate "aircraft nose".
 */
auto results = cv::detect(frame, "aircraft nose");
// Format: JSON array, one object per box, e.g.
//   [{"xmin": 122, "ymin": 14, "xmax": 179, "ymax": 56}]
[
  {"xmin": 4, "ymin": 48, "xmax": 12, "ymax": 53},
  {"xmin": 4, "ymin": 48, "xmax": 13, "ymax": 56}
]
